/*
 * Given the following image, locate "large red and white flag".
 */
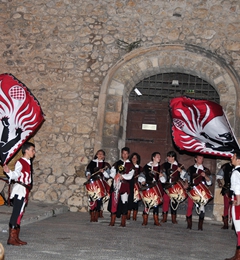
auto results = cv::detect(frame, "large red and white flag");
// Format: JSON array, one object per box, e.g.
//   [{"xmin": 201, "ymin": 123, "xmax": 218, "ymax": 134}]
[
  {"xmin": 0, "ymin": 73, "xmax": 44, "ymax": 165},
  {"xmin": 169, "ymin": 96, "xmax": 240, "ymax": 158}
]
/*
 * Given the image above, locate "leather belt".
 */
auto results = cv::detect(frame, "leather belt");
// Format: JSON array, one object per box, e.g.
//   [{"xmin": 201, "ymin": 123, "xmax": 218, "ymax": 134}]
[{"xmin": 14, "ymin": 181, "xmax": 32, "ymax": 191}]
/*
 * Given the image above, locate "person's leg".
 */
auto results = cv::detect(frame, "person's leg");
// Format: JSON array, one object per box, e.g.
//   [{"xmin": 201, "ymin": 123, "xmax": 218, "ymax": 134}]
[
  {"xmin": 89, "ymin": 200, "xmax": 97, "ymax": 222},
  {"xmin": 109, "ymin": 192, "xmax": 118, "ymax": 226},
  {"xmin": 94, "ymin": 199, "xmax": 103, "ymax": 222},
  {"xmin": 132, "ymin": 202, "xmax": 138, "ymax": 220},
  {"xmin": 198, "ymin": 210, "xmax": 205, "ymax": 231},
  {"xmin": 171, "ymin": 200, "xmax": 178, "ymax": 224},
  {"xmin": 225, "ymin": 205, "xmax": 239, "ymax": 260},
  {"xmin": 234, "ymin": 206, "xmax": 240, "ymax": 260},
  {"xmin": 142, "ymin": 209, "xmax": 148, "ymax": 226},
  {"xmin": 15, "ymin": 224, "xmax": 27, "ymax": 245},
  {"xmin": 186, "ymin": 197, "xmax": 194, "ymax": 229},
  {"xmin": 161, "ymin": 193, "xmax": 169, "ymax": 223},
  {"xmin": 153, "ymin": 206, "xmax": 161, "ymax": 226},
  {"xmin": 120, "ymin": 193, "xmax": 128, "ymax": 227},
  {"xmin": 222, "ymin": 195, "xmax": 230, "ymax": 229},
  {"xmin": 8, "ymin": 195, "xmax": 24, "ymax": 246}
]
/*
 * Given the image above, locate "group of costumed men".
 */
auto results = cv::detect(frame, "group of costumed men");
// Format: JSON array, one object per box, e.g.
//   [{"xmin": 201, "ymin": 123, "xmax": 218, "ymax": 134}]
[
  {"xmin": 85, "ymin": 147, "xmax": 214, "ymax": 230},
  {"xmin": 85, "ymin": 147, "xmax": 240, "ymax": 260}
]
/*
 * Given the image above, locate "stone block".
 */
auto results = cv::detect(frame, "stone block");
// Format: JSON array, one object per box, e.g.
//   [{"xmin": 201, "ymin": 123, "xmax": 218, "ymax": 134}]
[
  {"xmin": 108, "ymin": 80, "xmax": 124, "ymax": 95},
  {"xmin": 38, "ymin": 183, "xmax": 50, "ymax": 191},
  {"xmin": 68, "ymin": 195, "xmax": 82, "ymax": 207},
  {"xmin": 61, "ymin": 190, "xmax": 73, "ymax": 200},
  {"xmin": 105, "ymin": 112, "xmax": 120, "ymax": 125},
  {"xmin": 75, "ymin": 177, "xmax": 85, "ymax": 186},
  {"xmin": 69, "ymin": 206, "xmax": 79, "ymax": 212},
  {"xmin": 47, "ymin": 175, "xmax": 56, "ymax": 184},
  {"xmin": 68, "ymin": 184, "xmax": 79, "ymax": 191},
  {"xmin": 33, "ymin": 191, "xmax": 46, "ymax": 201}
]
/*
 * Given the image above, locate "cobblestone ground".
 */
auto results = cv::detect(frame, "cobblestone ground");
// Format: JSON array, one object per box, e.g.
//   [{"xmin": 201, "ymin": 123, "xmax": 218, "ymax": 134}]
[{"xmin": 0, "ymin": 210, "xmax": 237, "ymax": 260}]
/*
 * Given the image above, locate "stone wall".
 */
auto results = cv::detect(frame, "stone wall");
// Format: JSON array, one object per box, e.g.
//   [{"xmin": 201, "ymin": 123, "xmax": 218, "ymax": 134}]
[{"xmin": 0, "ymin": 0, "xmax": 240, "ymax": 214}]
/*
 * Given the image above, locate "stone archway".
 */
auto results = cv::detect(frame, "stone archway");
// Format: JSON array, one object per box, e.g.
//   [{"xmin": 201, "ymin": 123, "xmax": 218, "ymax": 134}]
[
  {"xmin": 95, "ymin": 44, "xmax": 240, "ymax": 221},
  {"xmin": 96, "ymin": 44, "xmax": 240, "ymax": 160}
]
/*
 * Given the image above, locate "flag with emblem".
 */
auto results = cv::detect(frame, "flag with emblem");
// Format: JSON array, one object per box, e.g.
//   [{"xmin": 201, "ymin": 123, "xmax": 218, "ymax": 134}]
[
  {"xmin": 169, "ymin": 96, "xmax": 240, "ymax": 158},
  {"xmin": 0, "ymin": 73, "xmax": 44, "ymax": 165}
]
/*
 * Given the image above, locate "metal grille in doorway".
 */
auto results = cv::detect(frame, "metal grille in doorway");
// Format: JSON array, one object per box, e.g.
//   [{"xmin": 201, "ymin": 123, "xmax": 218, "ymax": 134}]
[{"xmin": 130, "ymin": 73, "xmax": 220, "ymax": 103}]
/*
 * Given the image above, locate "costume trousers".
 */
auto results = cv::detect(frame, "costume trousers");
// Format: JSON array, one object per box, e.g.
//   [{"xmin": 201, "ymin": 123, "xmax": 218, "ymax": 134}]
[
  {"xmin": 186, "ymin": 197, "xmax": 205, "ymax": 217},
  {"xmin": 89, "ymin": 198, "xmax": 102, "ymax": 211},
  {"xmin": 132, "ymin": 202, "xmax": 138, "ymax": 210},
  {"xmin": 223, "ymin": 194, "xmax": 231, "ymax": 217},
  {"xmin": 144, "ymin": 205, "xmax": 159, "ymax": 215},
  {"xmin": 111, "ymin": 192, "xmax": 128, "ymax": 214},
  {"xmin": 162, "ymin": 193, "xmax": 170, "ymax": 212},
  {"xmin": 9, "ymin": 195, "xmax": 26, "ymax": 226},
  {"xmin": 186, "ymin": 197, "xmax": 194, "ymax": 217},
  {"xmin": 162, "ymin": 193, "xmax": 178, "ymax": 214}
]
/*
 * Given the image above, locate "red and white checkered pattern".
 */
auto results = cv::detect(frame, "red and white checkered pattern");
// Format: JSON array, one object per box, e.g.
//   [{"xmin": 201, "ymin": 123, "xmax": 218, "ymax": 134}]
[{"xmin": 9, "ymin": 85, "xmax": 25, "ymax": 100}]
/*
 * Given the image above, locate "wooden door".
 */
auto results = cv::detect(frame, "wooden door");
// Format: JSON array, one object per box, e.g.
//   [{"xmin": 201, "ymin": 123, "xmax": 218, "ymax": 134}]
[{"xmin": 126, "ymin": 100, "xmax": 171, "ymax": 165}]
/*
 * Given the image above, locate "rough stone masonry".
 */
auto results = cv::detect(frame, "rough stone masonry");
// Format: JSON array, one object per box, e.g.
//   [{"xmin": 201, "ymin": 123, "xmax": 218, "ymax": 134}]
[{"xmin": 0, "ymin": 0, "xmax": 240, "ymax": 215}]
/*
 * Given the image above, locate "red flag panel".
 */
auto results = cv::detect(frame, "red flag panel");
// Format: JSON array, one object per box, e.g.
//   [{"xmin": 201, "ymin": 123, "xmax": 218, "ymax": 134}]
[
  {"xmin": 0, "ymin": 73, "xmax": 44, "ymax": 165},
  {"xmin": 169, "ymin": 96, "xmax": 239, "ymax": 158}
]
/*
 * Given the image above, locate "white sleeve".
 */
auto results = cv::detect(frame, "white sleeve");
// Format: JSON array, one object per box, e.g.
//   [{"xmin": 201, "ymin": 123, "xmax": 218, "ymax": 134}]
[
  {"xmin": 138, "ymin": 176, "xmax": 145, "ymax": 184},
  {"xmin": 5, "ymin": 161, "xmax": 22, "ymax": 181},
  {"xmin": 206, "ymin": 174, "xmax": 212, "ymax": 186},
  {"xmin": 206, "ymin": 180, "xmax": 212, "ymax": 186},
  {"xmin": 159, "ymin": 172, "xmax": 166, "ymax": 183},
  {"xmin": 180, "ymin": 169, "xmax": 187, "ymax": 180},
  {"xmin": 138, "ymin": 172, "xmax": 146, "ymax": 184},
  {"xmin": 85, "ymin": 170, "xmax": 91, "ymax": 177},
  {"xmin": 231, "ymin": 170, "xmax": 240, "ymax": 195},
  {"xmin": 110, "ymin": 167, "xmax": 116, "ymax": 179},
  {"xmin": 216, "ymin": 169, "xmax": 224, "ymax": 180},
  {"xmin": 122, "ymin": 169, "xmax": 134, "ymax": 180},
  {"xmin": 103, "ymin": 168, "xmax": 110, "ymax": 179}
]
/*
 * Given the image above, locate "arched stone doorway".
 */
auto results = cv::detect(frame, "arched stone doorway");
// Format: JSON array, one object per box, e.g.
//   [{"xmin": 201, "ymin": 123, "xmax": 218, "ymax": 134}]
[
  {"xmin": 95, "ymin": 44, "xmax": 240, "ymax": 221},
  {"xmin": 126, "ymin": 72, "xmax": 220, "ymax": 166},
  {"xmin": 125, "ymin": 72, "xmax": 220, "ymax": 214}
]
